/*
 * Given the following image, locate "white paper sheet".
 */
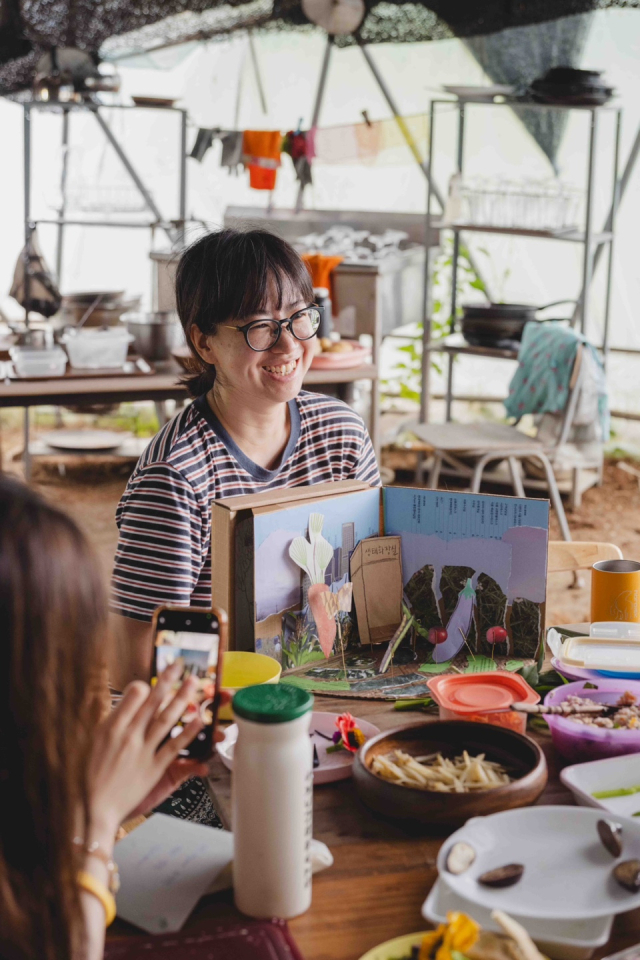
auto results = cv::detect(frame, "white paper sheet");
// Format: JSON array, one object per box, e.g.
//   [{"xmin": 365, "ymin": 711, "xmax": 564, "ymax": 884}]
[{"xmin": 114, "ymin": 813, "xmax": 234, "ymax": 933}]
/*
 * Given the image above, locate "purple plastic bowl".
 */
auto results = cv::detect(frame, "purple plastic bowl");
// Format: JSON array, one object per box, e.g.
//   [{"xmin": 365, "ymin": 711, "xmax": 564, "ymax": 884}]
[{"xmin": 544, "ymin": 678, "xmax": 640, "ymax": 762}]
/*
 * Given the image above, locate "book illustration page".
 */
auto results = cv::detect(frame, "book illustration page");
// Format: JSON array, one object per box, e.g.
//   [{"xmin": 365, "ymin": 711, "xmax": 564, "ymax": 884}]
[
  {"xmin": 252, "ymin": 488, "xmax": 380, "ymax": 668},
  {"xmin": 384, "ymin": 488, "xmax": 549, "ymax": 664}
]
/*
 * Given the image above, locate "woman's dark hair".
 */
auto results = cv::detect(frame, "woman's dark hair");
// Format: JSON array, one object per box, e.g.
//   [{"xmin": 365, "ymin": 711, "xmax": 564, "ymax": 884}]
[
  {"xmin": 0, "ymin": 477, "xmax": 108, "ymax": 960},
  {"xmin": 175, "ymin": 228, "xmax": 314, "ymax": 397}
]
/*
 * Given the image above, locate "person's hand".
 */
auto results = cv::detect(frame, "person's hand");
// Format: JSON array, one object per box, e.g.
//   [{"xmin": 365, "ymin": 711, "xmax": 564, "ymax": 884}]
[
  {"xmin": 86, "ymin": 663, "xmax": 206, "ymax": 843},
  {"xmin": 126, "ymin": 691, "xmax": 232, "ymax": 818}
]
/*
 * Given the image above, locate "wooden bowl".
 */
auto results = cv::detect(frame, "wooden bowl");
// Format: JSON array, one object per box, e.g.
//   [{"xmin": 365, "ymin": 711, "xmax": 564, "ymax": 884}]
[{"xmin": 352, "ymin": 720, "xmax": 547, "ymax": 827}]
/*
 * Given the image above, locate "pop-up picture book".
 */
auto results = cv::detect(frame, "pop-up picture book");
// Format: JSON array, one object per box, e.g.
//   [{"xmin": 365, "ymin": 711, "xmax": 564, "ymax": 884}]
[{"xmin": 212, "ymin": 484, "xmax": 549, "ymax": 700}]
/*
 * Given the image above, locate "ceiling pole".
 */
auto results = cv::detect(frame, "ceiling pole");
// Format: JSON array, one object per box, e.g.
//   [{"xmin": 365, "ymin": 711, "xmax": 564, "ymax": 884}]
[
  {"xmin": 296, "ymin": 33, "xmax": 333, "ymax": 212},
  {"xmin": 247, "ymin": 29, "xmax": 268, "ymax": 115},
  {"xmin": 356, "ymin": 38, "xmax": 444, "ymax": 209},
  {"xmin": 356, "ymin": 38, "xmax": 492, "ymax": 301}
]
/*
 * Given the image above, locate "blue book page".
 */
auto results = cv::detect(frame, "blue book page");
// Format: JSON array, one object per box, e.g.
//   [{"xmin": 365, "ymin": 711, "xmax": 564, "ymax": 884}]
[{"xmin": 384, "ymin": 487, "xmax": 549, "ymax": 660}]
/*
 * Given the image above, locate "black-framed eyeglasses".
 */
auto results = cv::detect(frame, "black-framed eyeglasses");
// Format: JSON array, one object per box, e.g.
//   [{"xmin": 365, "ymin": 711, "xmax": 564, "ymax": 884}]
[{"xmin": 221, "ymin": 305, "xmax": 321, "ymax": 352}]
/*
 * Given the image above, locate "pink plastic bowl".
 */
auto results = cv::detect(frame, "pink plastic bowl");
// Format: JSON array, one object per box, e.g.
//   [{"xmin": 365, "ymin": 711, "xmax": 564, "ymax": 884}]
[{"xmin": 544, "ymin": 678, "xmax": 640, "ymax": 762}]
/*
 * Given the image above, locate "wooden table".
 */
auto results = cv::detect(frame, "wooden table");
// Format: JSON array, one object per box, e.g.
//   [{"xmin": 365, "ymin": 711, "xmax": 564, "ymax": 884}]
[
  {"xmin": 0, "ymin": 361, "xmax": 380, "ymax": 478},
  {"xmin": 110, "ymin": 695, "xmax": 640, "ymax": 960}
]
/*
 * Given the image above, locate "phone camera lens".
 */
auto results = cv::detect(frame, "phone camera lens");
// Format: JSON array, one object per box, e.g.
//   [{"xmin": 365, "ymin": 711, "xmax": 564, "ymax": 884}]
[{"xmin": 159, "ymin": 617, "xmax": 165, "ymax": 624}]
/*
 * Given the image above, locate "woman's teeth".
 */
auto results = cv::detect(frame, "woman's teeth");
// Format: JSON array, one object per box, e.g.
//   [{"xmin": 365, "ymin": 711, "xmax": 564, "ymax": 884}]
[{"xmin": 263, "ymin": 360, "xmax": 297, "ymax": 375}]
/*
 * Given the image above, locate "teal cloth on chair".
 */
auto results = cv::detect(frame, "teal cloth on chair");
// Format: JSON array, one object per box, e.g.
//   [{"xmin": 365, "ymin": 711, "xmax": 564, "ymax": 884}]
[{"xmin": 504, "ymin": 322, "xmax": 609, "ymax": 441}]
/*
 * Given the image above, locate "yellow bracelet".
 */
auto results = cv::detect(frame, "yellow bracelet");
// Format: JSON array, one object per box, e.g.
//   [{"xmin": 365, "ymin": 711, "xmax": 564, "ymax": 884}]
[{"xmin": 77, "ymin": 870, "xmax": 117, "ymax": 927}]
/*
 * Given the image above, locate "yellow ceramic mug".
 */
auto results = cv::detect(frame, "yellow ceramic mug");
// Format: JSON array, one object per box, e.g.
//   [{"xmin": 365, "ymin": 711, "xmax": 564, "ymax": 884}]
[{"xmin": 591, "ymin": 559, "xmax": 640, "ymax": 623}]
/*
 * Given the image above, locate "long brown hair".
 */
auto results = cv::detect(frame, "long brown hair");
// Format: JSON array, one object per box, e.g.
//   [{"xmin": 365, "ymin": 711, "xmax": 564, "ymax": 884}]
[
  {"xmin": 0, "ymin": 477, "xmax": 108, "ymax": 960},
  {"xmin": 175, "ymin": 227, "xmax": 314, "ymax": 397}
]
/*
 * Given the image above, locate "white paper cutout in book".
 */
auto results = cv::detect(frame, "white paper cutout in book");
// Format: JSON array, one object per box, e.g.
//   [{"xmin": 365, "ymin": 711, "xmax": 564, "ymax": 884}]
[{"xmin": 289, "ymin": 512, "xmax": 353, "ymax": 658}]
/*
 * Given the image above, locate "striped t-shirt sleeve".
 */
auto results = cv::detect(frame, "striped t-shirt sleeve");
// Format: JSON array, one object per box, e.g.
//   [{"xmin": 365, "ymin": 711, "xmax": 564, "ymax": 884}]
[
  {"xmin": 111, "ymin": 463, "xmax": 204, "ymax": 622},
  {"xmin": 354, "ymin": 422, "xmax": 381, "ymax": 486}
]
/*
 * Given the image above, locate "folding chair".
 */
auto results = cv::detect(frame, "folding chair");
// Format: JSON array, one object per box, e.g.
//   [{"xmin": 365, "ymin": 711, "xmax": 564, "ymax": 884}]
[{"xmin": 411, "ymin": 344, "xmax": 595, "ymax": 542}]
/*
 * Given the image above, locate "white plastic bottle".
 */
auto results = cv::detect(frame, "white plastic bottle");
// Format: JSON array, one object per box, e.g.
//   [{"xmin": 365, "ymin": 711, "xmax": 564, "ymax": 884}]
[{"xmin": 232, "ymin": 683, "xmax": 314, "ymax": 919}]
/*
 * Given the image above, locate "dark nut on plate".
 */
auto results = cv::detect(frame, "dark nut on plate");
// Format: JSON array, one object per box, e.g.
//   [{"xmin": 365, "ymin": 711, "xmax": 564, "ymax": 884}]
[
  {"xmin": 446, "ymin": 842, "xmax": 476, "ymax": 875},
  {"xmin": 478, "ymin": 864, "xmax": 524, "ymax": 888},
  {"xmin": 613, "ymin": 860, "xmax": 640, "ymax": 892},
  {"xmin": 597, "ymin": 819, "xmax": 623, "ymax": 858}
]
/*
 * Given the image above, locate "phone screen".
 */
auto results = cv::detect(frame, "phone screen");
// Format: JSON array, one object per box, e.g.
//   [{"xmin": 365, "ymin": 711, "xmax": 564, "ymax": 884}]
[{"xmin": 153, "ymin": 608, "xmax": 223, "ymax": 760}]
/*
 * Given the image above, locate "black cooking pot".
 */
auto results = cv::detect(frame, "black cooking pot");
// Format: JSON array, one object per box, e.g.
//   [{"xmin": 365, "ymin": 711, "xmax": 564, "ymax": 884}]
[{"xmin": 460, "ymin": 300, "xmax": 574, "ymax": 345}]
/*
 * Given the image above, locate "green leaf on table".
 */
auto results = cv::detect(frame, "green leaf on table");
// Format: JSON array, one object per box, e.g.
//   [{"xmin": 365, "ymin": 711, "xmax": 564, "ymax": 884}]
[
  {"xmin": 419, "ymin": 663, "xmax": 451, "ymax": 674},
  {"xmin": 505, "ymin": 660, "xmax": 525, "ymax": 672},
  {"xmin": 465, "ymin": 656, "xmax": 498, "ymax": 673},
  {"xmin": 281, "ymin": 676, "xmax": 351, "ymax": 692},
  {"xmin": 518, "ymin": 664, "xmax": 539, "ymax": 687}
]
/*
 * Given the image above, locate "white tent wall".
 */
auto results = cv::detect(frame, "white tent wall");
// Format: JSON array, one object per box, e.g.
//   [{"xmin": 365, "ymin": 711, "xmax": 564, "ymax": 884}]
[{"xmin": 0, "ymin": 10, "xmax": 639, "ymax": 413}]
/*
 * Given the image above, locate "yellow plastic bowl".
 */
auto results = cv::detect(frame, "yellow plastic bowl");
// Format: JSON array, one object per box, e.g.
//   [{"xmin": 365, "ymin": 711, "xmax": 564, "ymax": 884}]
[{"xmin": 218, "ymin": 651, "xmax": 281, "ymax": 721}]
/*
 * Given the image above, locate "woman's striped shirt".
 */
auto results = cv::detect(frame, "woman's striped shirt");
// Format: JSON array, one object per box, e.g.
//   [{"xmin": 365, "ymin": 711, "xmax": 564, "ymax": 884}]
[{"xmin": 111, "ymin": 391, "xmax": 380, "ymax": 621}]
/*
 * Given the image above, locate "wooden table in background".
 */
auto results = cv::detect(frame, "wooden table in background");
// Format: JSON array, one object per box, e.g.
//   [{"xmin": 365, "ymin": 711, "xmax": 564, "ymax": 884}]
[
  {"xmin": 111, "ymin": 695, "xmax": 640, "ymax": 960},
  {"xmin": 0, "ymin": 361, "xmax": 380, "ymax": 477}
]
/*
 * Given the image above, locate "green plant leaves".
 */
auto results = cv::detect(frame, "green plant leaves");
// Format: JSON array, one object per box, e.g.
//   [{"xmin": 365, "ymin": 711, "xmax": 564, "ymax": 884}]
[{"xmin": 465, "ymin": 656, "xmax": 498, "ymax": 673}]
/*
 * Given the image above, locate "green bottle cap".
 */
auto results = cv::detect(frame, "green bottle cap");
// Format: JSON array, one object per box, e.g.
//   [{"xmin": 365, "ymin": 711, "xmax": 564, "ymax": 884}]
[{"xmin": 233, "ymin": 683, "xmax": 314, "ymax": 724}]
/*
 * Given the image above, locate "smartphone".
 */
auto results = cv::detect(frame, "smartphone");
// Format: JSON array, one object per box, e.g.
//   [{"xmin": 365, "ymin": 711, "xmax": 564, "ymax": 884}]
[{"xmin": 151, "ymin": 606, "xmax": 227, "ymax": 761}]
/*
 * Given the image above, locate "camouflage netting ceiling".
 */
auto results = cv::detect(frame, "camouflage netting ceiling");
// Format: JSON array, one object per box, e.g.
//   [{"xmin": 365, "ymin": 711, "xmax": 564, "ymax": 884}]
[{"xmin": 1, "ymin": 0, "xmax": 639, "ymax": 94}]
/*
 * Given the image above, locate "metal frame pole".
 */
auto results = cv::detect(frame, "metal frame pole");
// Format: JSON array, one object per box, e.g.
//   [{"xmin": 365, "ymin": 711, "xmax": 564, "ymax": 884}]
[
  {"xmin": 357, "ymin": 40, "xmax": 444, "ymax": 210},
  {"xmin": 602, "ymin": 110, "xmax": 622, "ymax": 363},
  {"xmin": 446, "ymin": 104, "xmax": 466, "ymax": 422},
  {"xmin": 91, "ymin": 107, "xmax": 173, "ymax": 242},
  {"xmin": 420, "ymin": 99, "xmax": 437, "ymax": 424},
  {"xmin": 579, "ymin": 109, "xmax": 598, "ymax": 337},
  {"xmin": 247, "ymin": 29, "xmax": 268, "ymax": 115},
  {"xmin": 179, "ymin": 109, "xmax": 188, "ymax": 247},
  {"xmin": 23, "ymin": 103, "xmax": 32, "ymax": 329},
  {"xmin": 355, "ymin": 66, "xmax": 492, "ymax": 301},
  {"xmin": 55, "ymin": 107, "xmax": 70, "ymax": 284},
  {"xmin": 296, "ymin": 34, "xmax": 333, "ymax": 211}
]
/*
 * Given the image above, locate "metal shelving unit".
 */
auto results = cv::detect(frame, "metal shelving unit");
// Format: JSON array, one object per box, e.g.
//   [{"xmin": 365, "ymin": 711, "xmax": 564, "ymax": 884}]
[
  {"xmin": 420, "ymin": 98, "xmax": 622, "ymax": 423},
  {"xmin": 23, "ymin": 99, "xmax": 188, "ymax": 312}
]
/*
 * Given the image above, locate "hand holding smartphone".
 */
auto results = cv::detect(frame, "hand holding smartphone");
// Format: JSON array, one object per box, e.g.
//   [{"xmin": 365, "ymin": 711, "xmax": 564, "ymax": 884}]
[{"xmin": 151, "ymin": 606, "xmax": 227, "ymax": 761}]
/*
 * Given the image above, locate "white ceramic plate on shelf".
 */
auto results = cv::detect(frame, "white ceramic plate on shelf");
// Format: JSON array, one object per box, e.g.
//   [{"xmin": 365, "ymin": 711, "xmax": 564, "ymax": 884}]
[
  {"xmin": 216, "ymin": 711, "xmax": 380, "ymax": 785},
  {"xmin": 561, "ymin": 753, "xmax": 640, "ymax": 819},
  {"xmin": 437, "ymin": 805, "xmax": 640, "ymax": 919},
  {"xmin": 423, "ymin": 879, "xmax": 614, "ymax": 960},
  {"xmin": 442, "ymin": 85, "xmax": 516, "ymax": 101}
]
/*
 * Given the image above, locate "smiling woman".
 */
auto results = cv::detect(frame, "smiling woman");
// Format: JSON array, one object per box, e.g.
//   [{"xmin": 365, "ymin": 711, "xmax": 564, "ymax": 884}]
[{"xmin": 108, "ymin": 228, "xmax": 380, "ymax": 823}]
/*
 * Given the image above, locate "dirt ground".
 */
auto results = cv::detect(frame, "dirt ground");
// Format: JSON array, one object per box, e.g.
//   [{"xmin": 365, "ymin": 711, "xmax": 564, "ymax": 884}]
[{"xmin": 3, "ymin": 415, "xmax": 640, "ymax": 626}]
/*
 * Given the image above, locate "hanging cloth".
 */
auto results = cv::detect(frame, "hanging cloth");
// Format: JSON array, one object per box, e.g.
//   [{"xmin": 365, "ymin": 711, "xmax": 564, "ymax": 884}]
[
  {"xmin": 10, "ymin": 229, "xmax": 61, "ymax": 318},
  {"xmin": 504, "ymin": 321, "xmax": 609, "ymax": 442},
  {"xmin": 242, "ymin": 130, "xmax": 282, "ymax": 190}
]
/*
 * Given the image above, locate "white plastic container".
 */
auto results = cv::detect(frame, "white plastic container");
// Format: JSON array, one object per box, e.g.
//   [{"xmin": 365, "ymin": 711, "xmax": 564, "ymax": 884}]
[
  {"xmin": 232, "ymin": 683, "xmax": 313, "ymax": 919},
  {"xmin": 10, "ymin": 346, "xmax": 67, "ymax": 378},
  {"xmin": 61, "ymin": 327, "xmax": 133, "ymax": 369}
]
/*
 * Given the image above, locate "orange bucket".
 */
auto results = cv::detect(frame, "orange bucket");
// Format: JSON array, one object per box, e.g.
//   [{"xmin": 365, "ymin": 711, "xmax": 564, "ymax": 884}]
[{"xmin": 426, "ymin": 671, "xmax": 540, "ymax": 735}]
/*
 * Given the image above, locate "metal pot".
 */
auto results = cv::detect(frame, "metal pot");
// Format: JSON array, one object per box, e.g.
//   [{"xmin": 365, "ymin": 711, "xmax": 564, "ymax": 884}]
[
  {"xmin": 460, "ymin": 299, "xmax": 575, "ymax": 345},
  {"xmin": 124, "ymin": 312, "xmax": 185, "ymax": 361}
]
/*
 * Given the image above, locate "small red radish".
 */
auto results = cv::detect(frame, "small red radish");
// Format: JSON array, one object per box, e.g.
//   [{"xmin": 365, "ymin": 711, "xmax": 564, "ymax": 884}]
[
  {"xmin": 428, "ymin": 627, "xmax": 448, "ymax": 645},
  {"xmin": 486, "ymin": 626, "xmax": 508, "ymax": 645}
]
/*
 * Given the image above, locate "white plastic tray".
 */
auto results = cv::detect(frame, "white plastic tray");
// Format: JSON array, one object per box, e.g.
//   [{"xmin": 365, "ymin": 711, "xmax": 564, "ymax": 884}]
[
  {"xmin": 561, "ymin": 753, "xmax": 640, "ymax": 819},
  {"xmin": 423, "ymin": 879, "xmax": 613, "ymax": 960}
]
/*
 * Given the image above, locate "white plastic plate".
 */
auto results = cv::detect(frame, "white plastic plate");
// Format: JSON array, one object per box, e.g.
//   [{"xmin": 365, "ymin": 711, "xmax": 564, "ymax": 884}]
[
  {"xmin": 423, "ymin": 879, "xmax": 613, "ymax": 960},
  {"xmin": 216, "ymin": 711, "xmax": 380, "ymax": 785},
  {"xmin": 437, "ymin": 805, "xmax": 640, "ymax": 919}
]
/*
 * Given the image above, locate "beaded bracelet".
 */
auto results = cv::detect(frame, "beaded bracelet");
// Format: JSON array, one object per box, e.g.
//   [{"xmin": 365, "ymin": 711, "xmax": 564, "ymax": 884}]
[{"xmin": 73, "ymin": 836, "xmax": 120, "ymax": 894}]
